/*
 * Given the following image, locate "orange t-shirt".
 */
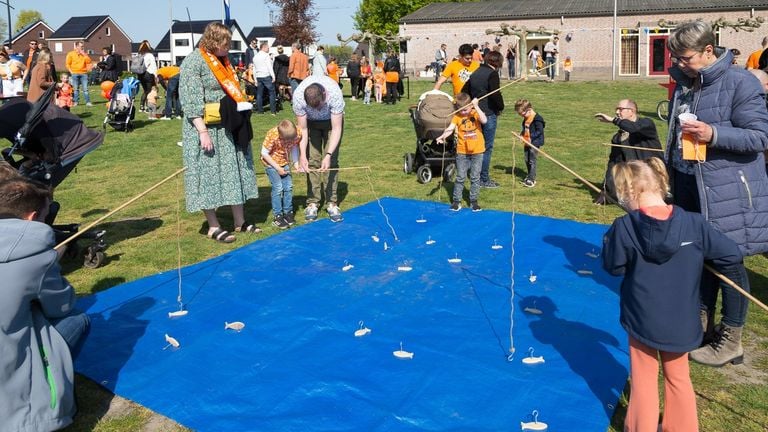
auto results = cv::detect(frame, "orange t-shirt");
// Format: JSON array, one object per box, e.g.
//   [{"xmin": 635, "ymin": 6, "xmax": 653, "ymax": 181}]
[
  {"xmin": 746, "ymin": 49, "xmax": 763, "ymax": 69},
  {"xmin": 452, "ymin": 110, "xmax": 485, "ymax": 155},
  {"xmin": 261, "ymin": 126, "xmax": 301, "ymax": 167},
  {"xmin": 522, "ymin": 110, "xmax": 536, "ymax": 142},
  {"xmin": 327, "ymin": 62, "xmax": 340, "ymax": 83},
  {"xmin": 385, "ymin": 71, "xmax": 399, "ymax": 83},
  {"xmin": 441, "ymin": 60, "xmax": 480, "ymax": 96}
]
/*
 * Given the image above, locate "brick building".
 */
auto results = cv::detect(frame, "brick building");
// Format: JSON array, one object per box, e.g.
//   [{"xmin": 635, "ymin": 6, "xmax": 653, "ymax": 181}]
[
  {"xmin": 47, "ymin": 16, "xmax": 132, "ymax": 73},
  {"xmin": 399, "ymin": 0, "xmax": 768, "ymax": 79},
  {"xmin": 3, "ymin": 20, "xmax": 55, "ymax": 53}
]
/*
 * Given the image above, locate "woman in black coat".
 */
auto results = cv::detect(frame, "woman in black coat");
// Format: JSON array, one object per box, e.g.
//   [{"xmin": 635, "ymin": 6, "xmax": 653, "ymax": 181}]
[{"xmin": 97, "ymin": 47, "xmax": 119, "ymax": 83}]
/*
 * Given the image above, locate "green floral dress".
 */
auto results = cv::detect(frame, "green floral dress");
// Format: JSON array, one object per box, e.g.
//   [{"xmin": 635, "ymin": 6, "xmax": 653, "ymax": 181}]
[{"xmin": 179, "ymin": 49, "xmax": 258, "ymax": 212}]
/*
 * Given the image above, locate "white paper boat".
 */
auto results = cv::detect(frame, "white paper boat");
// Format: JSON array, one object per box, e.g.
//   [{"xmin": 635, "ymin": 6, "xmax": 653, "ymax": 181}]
[
  {"xmin": 491, "ymin": 244, "xmax": 503, "ymax": 250},
  {"xmin": 393, "ymin": 342, "xmax": 414, "ymax": 359},
  {"xmin": 415, "ymin": 217, "xmax": 427, "ymax": 223},
  {"xmin": 521, "ymin": 420, "xmax": 548, "ymax": 431},
  {"xmin": 577, "ymin": 269, "xmax": 593, "ymax": 275},
  {"xmin": 397, "ymin": 266, "xmax": 413, "ymax": 272},
  {"xmin": 585, "ymin": 251, "xmax": 599, "ymax": 258},
  {"xmin": 342, "ymin": 263, "xmax": 354, "ymax": 272},
  {"xmin": 354, "ymin": 327, "xmax": 371, "ymax": 337},
  {"xmin": 168, "ymin": 310, "xmax": 188, "ymax": 318},
  {"xmin": 523, "ymin": 307, "xmax": 543, "ymax": 315},
  {"xmin": 522, "ymin": 356, "xmax": 545, "ymax": 365},
  {"xmin": 529, "ymin": 273, "xmax": 537, "ymax": 283},
  {"xmin": 371, "ymin": 235, "xmax": 380, "ymax": 242},
  {"xmin": 164, "ymin": 334, "xmax": 180, "ymax": 349},
  {"xmin": 225, "ymin": 321, "xmax": 245, "ymax": 332},
  {"xmin": 425, "ymin": 239, "xmax": 436, "ymax": 245},
  {"xmin": 447, "ymin": 254, "xmax": 462, "ymax": 264}
]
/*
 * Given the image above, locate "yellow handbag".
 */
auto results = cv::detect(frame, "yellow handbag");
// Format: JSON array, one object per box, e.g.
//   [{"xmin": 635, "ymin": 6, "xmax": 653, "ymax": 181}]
[{"xmin": 203, "ymin": 102, "xmax": 221, "ymax": 125}]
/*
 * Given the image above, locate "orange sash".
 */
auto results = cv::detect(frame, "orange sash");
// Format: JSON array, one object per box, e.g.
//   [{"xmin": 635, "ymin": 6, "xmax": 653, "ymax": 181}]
[{"xmin": 200, "ymin": 48, "xmax": 246, "ymax": 103}]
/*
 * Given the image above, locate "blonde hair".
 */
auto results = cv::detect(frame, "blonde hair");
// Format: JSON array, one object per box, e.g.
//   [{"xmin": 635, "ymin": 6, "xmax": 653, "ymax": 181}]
[
  {"xmin": 514, "ymin": 98, "xmax": 532, "ymax": 113},
  {"xmin": 277, "ymin": 119, "xmax": 297, "ymax": 139},
  {"xmin": 611, "ymin": 158, "xmax": 669, "ymax": 205},
  {"xmin": 198, "ymin": 22, "xmax": 232, "ymax": 53},
  {"xmin": 454, "ymin": 92, "xmax": 471, "ymax": 108},
  {"xmin": 36, "ymin": 50, "xmax": 51, "ymax": 65}
]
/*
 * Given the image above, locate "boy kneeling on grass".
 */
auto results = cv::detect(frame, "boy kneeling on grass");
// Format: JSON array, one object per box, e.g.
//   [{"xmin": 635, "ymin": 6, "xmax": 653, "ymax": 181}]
[
  {"xmin": 262, "ymin": 119, "xmax": 301, "ymax": 229},
  {"xmin": 436, "ymin": 93, "xmax": 487, "ymax": 212}
]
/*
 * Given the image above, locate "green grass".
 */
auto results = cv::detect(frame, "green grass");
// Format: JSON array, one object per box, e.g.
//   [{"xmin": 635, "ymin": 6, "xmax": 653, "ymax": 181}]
[{"xmin": 53, "ymin": 79, "xmax": 767, "ymax": 431}]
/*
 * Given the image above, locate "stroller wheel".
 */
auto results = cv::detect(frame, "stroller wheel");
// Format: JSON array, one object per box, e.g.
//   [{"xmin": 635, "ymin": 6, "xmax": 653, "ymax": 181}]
[
  {"xmin": 83, "ymin": 249, "xmax": 106, "ymax": 269},
  {"xmin": 417, "ymin": 165, "xmax": 433, "ymax": 184},
  {"xmin": 443, "ymin": 162, "xmax": 456, "ymax": 181},
  {"xmin": 403, "ymin": 153, "xmax": 414, "ymax": 174}
]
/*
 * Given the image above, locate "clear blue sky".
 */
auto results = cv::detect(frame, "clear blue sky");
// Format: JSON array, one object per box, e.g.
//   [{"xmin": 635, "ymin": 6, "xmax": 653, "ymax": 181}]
[{"xmin": 17, "ymin": 0, "xmax": 359, "ymax": 45}]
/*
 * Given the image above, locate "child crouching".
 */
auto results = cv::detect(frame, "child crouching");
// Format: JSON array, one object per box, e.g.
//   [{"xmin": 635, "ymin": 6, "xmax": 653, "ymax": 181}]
[
  {"xmin": 262, "ymin": 120, "xmax": 301, "ymax": 229},
  {"xmin": 436, "ymin": 93, "xmax": 487, "ymax": 211}
]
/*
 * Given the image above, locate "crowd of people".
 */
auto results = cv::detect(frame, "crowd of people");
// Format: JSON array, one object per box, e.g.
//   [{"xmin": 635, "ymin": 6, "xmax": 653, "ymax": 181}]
[{"xmin": 2, "ymin": 17, "xmax": 768, "ymax": 432}]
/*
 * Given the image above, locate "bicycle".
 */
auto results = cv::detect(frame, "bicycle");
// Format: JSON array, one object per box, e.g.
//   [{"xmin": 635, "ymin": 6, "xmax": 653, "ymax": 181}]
[{"xmin": 656, "ymin": 99, "xmax": 669, "ymax": 121}]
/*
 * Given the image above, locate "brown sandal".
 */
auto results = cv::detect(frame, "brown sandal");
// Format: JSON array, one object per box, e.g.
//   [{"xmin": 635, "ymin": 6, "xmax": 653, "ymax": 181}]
[
  {"xmin": 208, "ymin": 227, "xmax": 236, "ymax": 243},
  {"xmin": 235, "ymin": 223, "xmax": 262, "ymax": 234}
]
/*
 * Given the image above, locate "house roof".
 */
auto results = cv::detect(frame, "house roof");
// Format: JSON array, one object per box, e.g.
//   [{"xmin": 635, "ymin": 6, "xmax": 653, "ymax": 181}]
[
  {"xmin": 3, "ymin": 20, "xmax": 54, "ymax": 44},
  {"xmin": 246, "ymin": 26, "xmax": 275, "ymax": 42},
  {"xmin": 155, "ymin": 20, "xmax": 247, "ymax": 52},
  {"xmin": 49, "ymin": 15, "xmax": 110, "ymax": 39},
  {"xmin": 400, "ymin": 0, "xmax": 768, "ymax": 24}
]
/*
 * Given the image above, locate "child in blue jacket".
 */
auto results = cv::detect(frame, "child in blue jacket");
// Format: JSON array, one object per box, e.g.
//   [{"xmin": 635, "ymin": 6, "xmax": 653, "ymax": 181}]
[
  {"xmin": 602, "ymin": 158, "xmax": 743, "ymax": 432},
  {"xmin": 514, "ymin": 98, "xmax": 545, "ymax": 187}
]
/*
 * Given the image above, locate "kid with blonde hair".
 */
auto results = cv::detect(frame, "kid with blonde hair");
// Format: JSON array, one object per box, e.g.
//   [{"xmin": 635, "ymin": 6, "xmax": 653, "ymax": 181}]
[
  {"xmin": 56, "ymin": 73, "xmax": 74, "ymax": 111},
  {"xmin": 602, "ymin": 158, "xmax": 744, "ymax": 432},
  {"xmin": 262, "ymin": 119, "xmax": 301, "ymax": 229}
]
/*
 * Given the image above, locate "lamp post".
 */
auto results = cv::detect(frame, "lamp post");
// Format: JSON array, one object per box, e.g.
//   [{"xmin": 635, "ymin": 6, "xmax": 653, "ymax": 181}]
[
  {"xmin": 0, "ymin": 0, "xmax": 14, "ymax": 50},
  {"xmin": 169, "ymin": 0, "xmax": 174, "ymax": 65}
]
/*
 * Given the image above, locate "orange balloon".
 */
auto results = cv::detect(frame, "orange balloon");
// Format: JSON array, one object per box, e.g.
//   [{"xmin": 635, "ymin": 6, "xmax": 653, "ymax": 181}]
[
  {"xmin": 100, "ymin": 80, "xmax": 115, "ymax": 92},
  {"xmin": 101, "ymin": 90, "xmax": 111, "ymax": 100}
]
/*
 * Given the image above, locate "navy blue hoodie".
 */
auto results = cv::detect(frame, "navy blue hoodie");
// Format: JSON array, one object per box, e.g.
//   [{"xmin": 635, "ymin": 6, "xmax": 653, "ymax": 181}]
[{"xmin": 602, "ymin": 206, "xmax": 742, "ymax": 352}]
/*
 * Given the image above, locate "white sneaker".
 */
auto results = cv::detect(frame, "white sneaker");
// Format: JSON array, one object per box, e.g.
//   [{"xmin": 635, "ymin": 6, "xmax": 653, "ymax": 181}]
[
  {"xmin": 304, "ymin": 203, "xmax": 319, "ymax": 221},
  {"xmin": 327, "ymin": 204, "xmax": 343, "ymax": 223}
]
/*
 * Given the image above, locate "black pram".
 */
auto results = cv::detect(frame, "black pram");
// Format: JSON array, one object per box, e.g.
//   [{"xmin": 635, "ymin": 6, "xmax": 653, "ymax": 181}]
[
  {"xmin": 0, "ymin": 86, "xmax": 109, "ymax": 268},
  {"xmin": 405, "ymin": 90, "xmax": 457, "ymax": 183},
  {"xmin": 103, "ymin": 76, "xmax": 141, "ymax": 132}
]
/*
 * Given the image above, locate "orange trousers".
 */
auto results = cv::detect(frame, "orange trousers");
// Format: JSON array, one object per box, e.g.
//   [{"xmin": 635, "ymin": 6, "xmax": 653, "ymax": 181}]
[{"xmin": 625, "ymin": 336, "xmax": 698, "ymax": 432}]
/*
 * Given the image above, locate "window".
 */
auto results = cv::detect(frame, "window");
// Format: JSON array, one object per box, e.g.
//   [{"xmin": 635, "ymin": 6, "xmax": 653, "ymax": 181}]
[
  {"xmin": 175, "ymin": 39, "xmax": 190, "ymax": 47},
  {"xmin": 230, "ymin": 40, "xmax": 241, "ymax": 51},
  {"xmin": 87, "ymin": 49, "xmax": 95, "ymax": 55},
  {"xmin": 106, "ymin": 27, "xmax": 111, "ymax": 36},
  {"xmin": 38, "ymin": 30, "xmax": 45, "ymax": 38},
  {"xmin": 620, "ymin": 29, "xmax": 639, "ymax": 75},
  {"xmin": 55, "ymin": 42, "xmax": 63, "ymax": 52}
]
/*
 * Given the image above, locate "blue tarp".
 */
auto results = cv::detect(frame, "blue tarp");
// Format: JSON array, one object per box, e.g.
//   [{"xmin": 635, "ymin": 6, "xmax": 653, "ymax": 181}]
[{"xmin": 75, "ymin": 198, "xmax": 629, "ymax": 431}]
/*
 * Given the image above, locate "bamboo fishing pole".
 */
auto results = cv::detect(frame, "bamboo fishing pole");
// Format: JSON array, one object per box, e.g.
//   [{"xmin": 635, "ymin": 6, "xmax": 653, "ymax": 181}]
[
  {"xmin": 55, "ymin": 167, "xmax": 188, "ymax": 250},
  {"xmin": 601, "ymin": 143, "xmax": 665, "ymax": 152},
  {"xmin": 511, "ymin": 132, "xmax": 768, "ymax": 314}
]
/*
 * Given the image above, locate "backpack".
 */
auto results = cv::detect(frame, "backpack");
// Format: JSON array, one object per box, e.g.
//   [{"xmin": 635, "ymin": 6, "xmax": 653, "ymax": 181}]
[{"xmin": 130, "ymin": 53, "xmax": 146, "ymax": 74}]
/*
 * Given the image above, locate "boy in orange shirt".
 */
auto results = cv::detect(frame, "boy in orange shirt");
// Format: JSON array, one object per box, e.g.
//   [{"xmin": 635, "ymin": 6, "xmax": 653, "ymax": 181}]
[
  {"xmin": 373, "ymin": 67, "xmax": 386, "ymax": 103},
  {"xmin": 326, "ymin": 56, "xmax": 340, "ymax": 86},
  {"xmin": 436, "ymin": 93, "xmax": 488, "ymax": 211},
  {"xmin": 262, "ymin": 120, "xmax": 301, "ymax": 229}
]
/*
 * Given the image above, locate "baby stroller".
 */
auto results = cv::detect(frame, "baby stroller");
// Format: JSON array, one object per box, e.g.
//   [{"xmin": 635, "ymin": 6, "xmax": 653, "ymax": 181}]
[
  {"xmin": 102, "ymin": 76, "xmax": 141, "ymax": 132},
  {"xmin": 404, "ymin": 90, "xmax": 457, "ymax": 183},
  {"xmin": 0, "ymin": 86, "xmax": 109, "ymax": 268}
]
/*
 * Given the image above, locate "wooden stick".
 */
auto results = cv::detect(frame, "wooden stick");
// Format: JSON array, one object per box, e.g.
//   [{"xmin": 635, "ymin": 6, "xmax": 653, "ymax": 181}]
[
  {"xmin": 511, "ymin": 132, "xmax": 767, "ymax": 313},
  {"xmin": 303, "ymin": 166, "xmax": 371, "ymax": 173},
  {"xmin": 55, "ymin": 167, "xmax": 188, "ymax": 250},
  {"xmin": 448, "ymin": 62, "xmax": 560, "ymax": 116},
  {"xmin": 602, "ymin": 143, "xmax": 665, "ymax": 152}
]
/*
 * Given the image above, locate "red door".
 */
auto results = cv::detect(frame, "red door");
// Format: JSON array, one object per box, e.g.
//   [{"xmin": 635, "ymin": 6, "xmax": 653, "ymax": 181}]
[{"xmin": 649, "ymin": 35, "xmax": 671, "ymax": 76}]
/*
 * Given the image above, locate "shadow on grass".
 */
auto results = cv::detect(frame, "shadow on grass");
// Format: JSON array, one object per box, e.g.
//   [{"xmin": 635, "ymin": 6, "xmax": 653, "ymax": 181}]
[
  {"xmin": 82, "ymin": 208, "xmax": 109, "ymax": 218},
  {"xmin": 498, "ymin": 164, "xmax": 528, "ymax": 182},
  {"xmin": 746, "ymin": 266, "xmax": 768, "ymax": 306}
]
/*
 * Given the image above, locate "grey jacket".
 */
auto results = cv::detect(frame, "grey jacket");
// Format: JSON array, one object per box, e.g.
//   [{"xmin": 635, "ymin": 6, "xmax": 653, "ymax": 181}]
[
  {"xmin": 0, "ymin": 219, "xmax": 77, "ymax": 432},
  {"xmin": 667, "ymin": 48, "xmax": 768, "ymax": 256}
]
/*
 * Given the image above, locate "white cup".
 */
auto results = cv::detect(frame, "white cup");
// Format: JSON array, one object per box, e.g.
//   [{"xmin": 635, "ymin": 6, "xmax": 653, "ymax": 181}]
[{"xmin": 678, "ymin": 112, "xmax": 697, "ymax": 124}]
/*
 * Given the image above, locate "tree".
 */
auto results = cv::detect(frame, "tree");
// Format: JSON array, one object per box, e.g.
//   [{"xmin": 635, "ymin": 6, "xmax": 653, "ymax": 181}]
[
  {"xmin": 266, "ymin": 0, "xmax": 318, "ymax": 47},
  {"xmin": 14, "ymin": 10, "xmax": 43, "ymax": 33},
  {"xmin": 325, "ymin": 45, "xmax": 352, "ymax": 65},
  {"xmin": 354, "ymin": 0, "xmax": 472, "ymax": 38}
]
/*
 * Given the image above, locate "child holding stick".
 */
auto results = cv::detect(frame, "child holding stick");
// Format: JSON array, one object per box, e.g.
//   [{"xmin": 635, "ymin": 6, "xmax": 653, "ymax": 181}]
[{"xmin": 602, "ymin": 158, "xmax": 744, "ymax": 432}]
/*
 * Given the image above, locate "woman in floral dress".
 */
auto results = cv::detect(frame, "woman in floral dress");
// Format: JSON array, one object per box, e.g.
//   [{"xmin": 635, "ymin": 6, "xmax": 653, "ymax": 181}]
[{"xmin": 179, "ymin": 22, "xmax": 260, "ymax": 243}]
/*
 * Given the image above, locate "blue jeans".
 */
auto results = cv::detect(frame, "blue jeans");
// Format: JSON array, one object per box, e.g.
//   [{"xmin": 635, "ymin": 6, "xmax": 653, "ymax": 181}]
[
  {"xmin": 507, "ymin": 59, "xmax": 515, "ymax": 79},
  {"xmin": 453, "ymin": 153, "xmax": 483, "ymax": 203},
  {"xmin": 290, "ymin": 78, "xmax": 302, "ymax": 94},
  {"xmin": 70, "ymin": 73, "xmax": 90, "ymax": 104},
  {"xmin": 51, "ymin": 310, "xmax": 90, "ymax": 356},
  {"xmin": 480, "ymin": 114, "xmax": 497, "ymax": 182},
  {"xmin": 256, "ymin": 77, "xmax": 276, "ymax": 113},
  {"xmin": 164, "ymin": 76, "xmax": 180, "ymax": 117},
  {"xmin": 545, "ymin": 57, "xmax": 556, "ymax": 79},
  {"xmin": 265, "ymin": 165, "xmax": 293, "ymax": 215}
]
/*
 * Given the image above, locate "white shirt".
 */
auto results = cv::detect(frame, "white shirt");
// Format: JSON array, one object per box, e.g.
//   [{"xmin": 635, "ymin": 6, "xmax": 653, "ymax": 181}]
[
  {"xmin": 312, "ymin": 52, "xmax": 327, "ymax": 76},
  {"xmin": 252, "ymin": 50, "xmax": 274, "ymax": 79},
  {"xmin": 544, "ymin": 41, "xmax": 558, "ymax": 59},
  {"xmin": 143, "ymin": 53, "xmax": 158, "ymax": 75}
]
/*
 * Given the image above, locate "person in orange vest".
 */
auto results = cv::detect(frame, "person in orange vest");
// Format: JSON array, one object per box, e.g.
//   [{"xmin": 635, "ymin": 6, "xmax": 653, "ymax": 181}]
[
  {"xmin": 156, "ymin": 64, "xmax": 181, "ymax": 119},
  {"xmin": 383, "ymin": 49, "xmax": 401, "ymax": 104}
]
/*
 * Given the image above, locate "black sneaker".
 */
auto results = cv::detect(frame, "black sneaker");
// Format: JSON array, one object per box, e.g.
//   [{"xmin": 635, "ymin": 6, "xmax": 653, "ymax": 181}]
[
  {"xmin": 283, "ymin": 211, "xmax": 295, "ymax": 226},
  {"xmin": 471, "ymin": 201, "xmax": 482, "ymax": 212},
  {"xmin": 482, "ymin": 179, "xmax": 500, "ymax": 189},
  {"xmin": 450, "ymin": 201, "xmax": 461, "ymax": 211},
  {"xmin": 272, "ymin": 214, "xmax": 289, "ymax": 229}
]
